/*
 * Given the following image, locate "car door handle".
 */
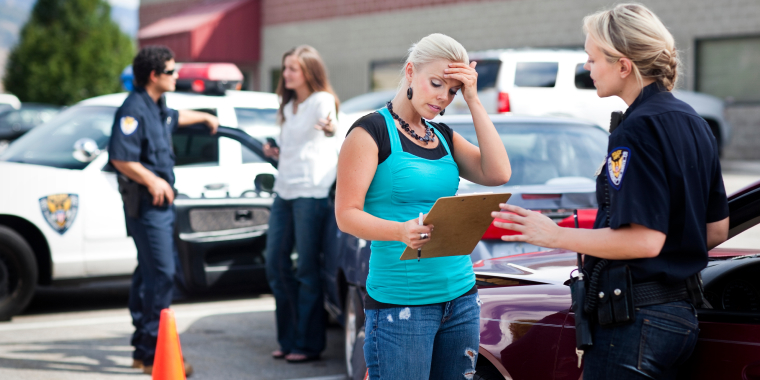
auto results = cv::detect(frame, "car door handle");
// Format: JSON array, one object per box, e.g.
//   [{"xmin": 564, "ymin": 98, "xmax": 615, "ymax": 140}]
[
  {"xmin": 743, "ymin": 361, "xmax": 760, "ymax": 379},
  {"xmin": 204, "ymin": 183, "xmax": 228, "ymax": 190},
  {"xmin": 235, "ymin": 210, "xmax": 252, "ymax": 221}
]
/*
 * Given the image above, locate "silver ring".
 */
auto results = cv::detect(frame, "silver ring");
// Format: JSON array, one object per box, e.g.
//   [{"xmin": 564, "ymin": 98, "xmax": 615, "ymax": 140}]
[{"xmin": 419, "ymin": 233, "xmax": 429, "ymax": 240}]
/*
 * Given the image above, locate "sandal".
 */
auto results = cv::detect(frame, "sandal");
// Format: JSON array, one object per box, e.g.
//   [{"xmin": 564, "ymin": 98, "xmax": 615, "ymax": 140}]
[
  {"xmin": 271, "ymin": 350, "xmax": 289, "ymax": 359},
  {"xmin": 285, "ymin": 353, "xmax": 320, "ymax": 363}
]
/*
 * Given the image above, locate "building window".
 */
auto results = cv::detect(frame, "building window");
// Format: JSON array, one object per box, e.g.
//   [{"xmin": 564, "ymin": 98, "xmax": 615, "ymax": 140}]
[
  {"xmin": 697, "ymin": 36, "xmax": 760, "ymax": 103},
  {"xmin": 370, "ymin": 59, "xmax": 404, "ymax": 91}
]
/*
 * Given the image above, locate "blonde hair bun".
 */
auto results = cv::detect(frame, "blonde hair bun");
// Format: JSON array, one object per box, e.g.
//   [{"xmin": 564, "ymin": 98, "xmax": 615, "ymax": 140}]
[{"xmin": 583, "ymin": 3, "xmax": 680, "ymax": 91}]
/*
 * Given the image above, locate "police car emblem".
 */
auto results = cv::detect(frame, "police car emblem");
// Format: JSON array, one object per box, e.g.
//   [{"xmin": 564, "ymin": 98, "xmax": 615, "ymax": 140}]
[
  {"xmin": 39, "ymin": 194, "xmax": 79, "ymax": 235},
  {"xmin": 607, "ymin": 148, "xmax": 629, "ymax": 190},
  {"xmin": 120, "ymin": 116, "xmax": 138, "ymax": 135}
]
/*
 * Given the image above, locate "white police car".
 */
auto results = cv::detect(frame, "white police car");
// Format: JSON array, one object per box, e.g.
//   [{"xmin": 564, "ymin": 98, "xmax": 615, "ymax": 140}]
[{"xmin": 0, "ymin": 71, "xmax": 283, "ymax": 320}]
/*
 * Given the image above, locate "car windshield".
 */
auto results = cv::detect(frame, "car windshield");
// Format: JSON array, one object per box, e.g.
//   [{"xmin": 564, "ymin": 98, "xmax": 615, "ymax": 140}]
[
  {"xmin": 451, "ymin": 122, "xmax": 608, "ymax": 187},
  {"xmin": 0, "ymin": 105, "xmax": 116, "ymax": 170}
]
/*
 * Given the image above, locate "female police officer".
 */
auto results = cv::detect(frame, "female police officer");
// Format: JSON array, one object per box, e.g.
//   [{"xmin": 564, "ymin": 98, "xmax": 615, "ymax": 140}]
[
  {"xmin": 492, "ymin": 4, "xmax": 729, "ymax": 379},
  {"xmin": 109, "ymin": 45, "xmax": 218, "ymax": 375}
]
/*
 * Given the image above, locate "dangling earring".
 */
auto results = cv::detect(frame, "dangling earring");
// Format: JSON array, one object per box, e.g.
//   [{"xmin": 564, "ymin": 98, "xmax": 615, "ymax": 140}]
[
  {"xmin": 407, "ymin": 87, "xmax": 413, "ymax": 100},
  {"xmin": 439, "ymin": 108, "xmax": 445, "ymax": 116}
]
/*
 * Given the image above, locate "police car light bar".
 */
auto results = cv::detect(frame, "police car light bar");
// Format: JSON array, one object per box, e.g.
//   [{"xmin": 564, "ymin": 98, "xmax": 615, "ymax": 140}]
[{"xmin": 176, "ymin": 63, "xmax": 244, "ymax": 95}]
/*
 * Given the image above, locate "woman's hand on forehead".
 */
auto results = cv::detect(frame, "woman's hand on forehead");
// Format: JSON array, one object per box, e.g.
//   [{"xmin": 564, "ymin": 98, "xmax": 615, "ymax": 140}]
[{"xmin": 443, "ymin": 61, "xmax": 478, "ymax": 99}]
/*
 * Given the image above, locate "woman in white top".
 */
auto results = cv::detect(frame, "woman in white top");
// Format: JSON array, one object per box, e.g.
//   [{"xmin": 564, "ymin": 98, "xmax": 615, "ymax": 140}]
[{"xmin": 263, "ymin": 45, "xmax": 340, "ymax": 363}]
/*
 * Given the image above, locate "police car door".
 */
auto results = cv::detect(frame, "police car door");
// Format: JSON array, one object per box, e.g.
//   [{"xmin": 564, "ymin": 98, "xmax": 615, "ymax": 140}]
[
  {"xmin": 171, "ymin": 106, "xmax": 277, "ymax": 198},
  {"xmin": 171, "ymin": 107, "xmax": 229, "ymax": 199},
  {"xmin": 172, "ymin": 124, "xmax": 277, "ymax": 293}
]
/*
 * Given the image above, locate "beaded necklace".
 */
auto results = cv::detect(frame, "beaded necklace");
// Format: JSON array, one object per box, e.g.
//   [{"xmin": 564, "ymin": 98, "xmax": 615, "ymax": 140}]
[{"xmin": 386, "ymin": 101, "xmax": 435, "ymax": 144}]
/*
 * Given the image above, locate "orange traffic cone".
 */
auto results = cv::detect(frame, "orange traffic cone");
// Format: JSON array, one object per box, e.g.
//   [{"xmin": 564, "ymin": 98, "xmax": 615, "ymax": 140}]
[{"xmin": 152, "ymin": 309, "xmax": 186, "ymax": 380}]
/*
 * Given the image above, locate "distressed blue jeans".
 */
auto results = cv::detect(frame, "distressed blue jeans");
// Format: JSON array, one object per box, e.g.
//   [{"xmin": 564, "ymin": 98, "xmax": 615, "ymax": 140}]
[
  {"xmin": 364, "ymin": 292, "xmax": 481, "ymax": 380},
  {"xmin": 583, "ymin": 300, "xmax": 699, "ymax": 380},
  {"xmin": 265, "ymin": 196, "xmax": 329, "ymax": 356}
]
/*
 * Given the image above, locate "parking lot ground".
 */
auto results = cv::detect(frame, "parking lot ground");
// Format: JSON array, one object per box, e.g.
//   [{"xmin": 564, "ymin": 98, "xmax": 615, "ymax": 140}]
[{"xmin": 0, "ymin": 283, "xmax": 347, "ymax": 380}]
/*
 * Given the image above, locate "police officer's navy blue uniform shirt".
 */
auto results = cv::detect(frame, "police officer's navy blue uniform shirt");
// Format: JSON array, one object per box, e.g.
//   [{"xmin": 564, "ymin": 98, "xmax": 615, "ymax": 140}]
[
  {"xmin": 109, "ymin": 86, "xmax": 180, "ymax": 186},
  {"xmin": 587, "ymin": 82, "xmax": 729, "ymax": 284}
]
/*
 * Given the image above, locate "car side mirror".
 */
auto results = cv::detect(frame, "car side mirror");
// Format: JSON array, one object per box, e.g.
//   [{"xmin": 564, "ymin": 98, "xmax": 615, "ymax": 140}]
[
  {"xmin": 254, "ymin": 173, "xmax": 275, "ymax": 195},
  {"xmin": 72, "ymin": 138, "xmax": 101, "ymax": 163}
]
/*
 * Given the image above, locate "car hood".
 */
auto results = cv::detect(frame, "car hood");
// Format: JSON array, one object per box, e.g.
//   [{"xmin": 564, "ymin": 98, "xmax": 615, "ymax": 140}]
[
  {"xmin": 473, "ymin": 249, "xmax": 578, "ymax": 285},
  {"xmin": 473, "ymin": 247, "xmax": 759, "ymax": 287},
  {"xmin": 457, "ymin": 180, "xmax": 597, "ymax": 210}
]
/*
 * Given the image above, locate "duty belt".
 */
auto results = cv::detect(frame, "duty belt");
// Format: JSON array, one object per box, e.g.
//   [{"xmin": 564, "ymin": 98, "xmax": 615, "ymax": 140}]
[{"xmin": 633, "ymin": 280, "xmax": 690, "ymax": 307}]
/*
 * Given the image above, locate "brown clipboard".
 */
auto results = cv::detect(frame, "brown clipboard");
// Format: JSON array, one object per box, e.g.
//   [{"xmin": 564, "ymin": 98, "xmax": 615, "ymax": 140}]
[{"xmin": 399, "ymin": 192, "xmax": 511, "ymax": 261}]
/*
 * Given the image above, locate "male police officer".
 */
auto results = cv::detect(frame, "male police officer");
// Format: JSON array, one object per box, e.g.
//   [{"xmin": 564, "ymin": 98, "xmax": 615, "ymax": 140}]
[{"xmin": 109, "ymin": 45, "xmax": 218, "ymax": 376}]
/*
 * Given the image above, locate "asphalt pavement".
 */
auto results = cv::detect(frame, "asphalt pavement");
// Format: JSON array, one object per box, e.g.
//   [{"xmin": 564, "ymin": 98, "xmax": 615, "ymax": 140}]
[{"xmin": 0, "ymin": 283, "xmax": 347, "ymax": 380}]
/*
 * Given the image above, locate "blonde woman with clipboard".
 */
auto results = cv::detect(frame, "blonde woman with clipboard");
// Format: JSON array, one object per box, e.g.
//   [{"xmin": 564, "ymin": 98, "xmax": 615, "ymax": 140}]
[{"xmin": 335, "ymin": 33, "xmax": 511, "ymax": 379}]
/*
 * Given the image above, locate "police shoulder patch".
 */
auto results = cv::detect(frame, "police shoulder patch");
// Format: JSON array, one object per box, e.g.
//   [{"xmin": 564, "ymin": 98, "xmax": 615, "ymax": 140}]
[
  {"xmin": 120, "ymin": 116, "xmax": 138, "ymax": 135},
  {"xmin": 606, "ymin": 147, "xmax": 630, "ymax": 190}
]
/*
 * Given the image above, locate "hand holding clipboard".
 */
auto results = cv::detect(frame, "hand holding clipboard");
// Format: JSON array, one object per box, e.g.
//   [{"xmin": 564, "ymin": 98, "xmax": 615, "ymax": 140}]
[{"xmin": 400, "ymin": 192, "xmax": 512, "ymax": 260}]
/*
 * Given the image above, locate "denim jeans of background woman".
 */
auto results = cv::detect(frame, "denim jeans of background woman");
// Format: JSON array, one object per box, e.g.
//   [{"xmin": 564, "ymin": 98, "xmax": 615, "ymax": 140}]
[{"xmin": 265, "ymin": 196, "xmax": 330, "ymax": 356}]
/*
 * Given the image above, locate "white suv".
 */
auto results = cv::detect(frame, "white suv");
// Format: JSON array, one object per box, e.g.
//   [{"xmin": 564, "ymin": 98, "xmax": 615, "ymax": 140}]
[{"xmin": 448, "ymin": 49, "xmax": 731, "ymax": 151}]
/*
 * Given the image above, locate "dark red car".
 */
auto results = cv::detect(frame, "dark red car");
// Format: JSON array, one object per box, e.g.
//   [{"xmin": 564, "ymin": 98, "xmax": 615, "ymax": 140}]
[{"xmin": 472, "ymin": 180, "xmax": 760, "ymax": 379}]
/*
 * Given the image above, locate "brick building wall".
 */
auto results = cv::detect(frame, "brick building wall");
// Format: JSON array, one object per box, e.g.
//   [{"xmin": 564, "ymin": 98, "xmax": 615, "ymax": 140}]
[
  {"xmin": 140, "ymin": 0, "xmax": 242, "ymax": 27},
  {"xmin": 261, "ymin": 0, "xmax": 494, "ymax": 25}
]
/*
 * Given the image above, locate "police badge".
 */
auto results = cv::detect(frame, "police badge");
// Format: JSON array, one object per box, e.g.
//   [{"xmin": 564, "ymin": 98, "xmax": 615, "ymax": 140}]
[
  {"xmin": 606, "ymin": 148, "xmax": 630, "ymax": 190},
  {"xmin": 39, "ymin": 194, "xmax": 79, "ymax": 235}
]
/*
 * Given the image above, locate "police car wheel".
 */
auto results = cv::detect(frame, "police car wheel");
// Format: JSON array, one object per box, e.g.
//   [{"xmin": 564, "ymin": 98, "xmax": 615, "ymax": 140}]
[
  {"xmin": 0, "ymin": 226, "xmax": 38, "ymax": 321},
  {"xmin": 344, "ymin": 285, "xmax": 366, "ymax": 378}
]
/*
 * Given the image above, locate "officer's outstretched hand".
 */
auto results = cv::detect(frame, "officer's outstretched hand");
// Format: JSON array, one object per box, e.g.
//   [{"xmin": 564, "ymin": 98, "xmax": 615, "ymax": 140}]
[
  {"xmin": 148, "ymin": 177, "xmax": 175, "ymax": 206},
  {"xmin": 205, "ymin": 114, "xmax": 219, "ymax": 135},
  {"xmin": 491, "ymin": 204, "xmax": 560, "ymax": 248}
]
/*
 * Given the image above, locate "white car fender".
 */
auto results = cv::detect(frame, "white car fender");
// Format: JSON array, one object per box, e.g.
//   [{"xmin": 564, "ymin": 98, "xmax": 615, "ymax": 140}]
[{"xmin": 0, "ymin": 162, "xmax": 87, "ymax": 278}]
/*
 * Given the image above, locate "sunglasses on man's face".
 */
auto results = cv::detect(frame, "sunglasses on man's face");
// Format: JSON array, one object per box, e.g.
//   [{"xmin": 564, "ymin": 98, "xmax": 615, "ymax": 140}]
[{"xmin": 160, "ymin": 69, "xmax": 175, "ymax": 76}]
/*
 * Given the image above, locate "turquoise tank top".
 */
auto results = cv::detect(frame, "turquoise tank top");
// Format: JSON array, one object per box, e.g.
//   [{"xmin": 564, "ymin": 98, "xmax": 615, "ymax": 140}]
[{"xmin": 364, "ymin": 107, "xmax": 475, "ymax": 305}]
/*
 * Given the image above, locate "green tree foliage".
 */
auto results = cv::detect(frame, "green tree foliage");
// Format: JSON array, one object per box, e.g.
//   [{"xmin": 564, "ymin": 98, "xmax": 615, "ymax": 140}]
[{"xmin": 3, "ymin": 0, "xmax": 134, "ymax": 105}]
